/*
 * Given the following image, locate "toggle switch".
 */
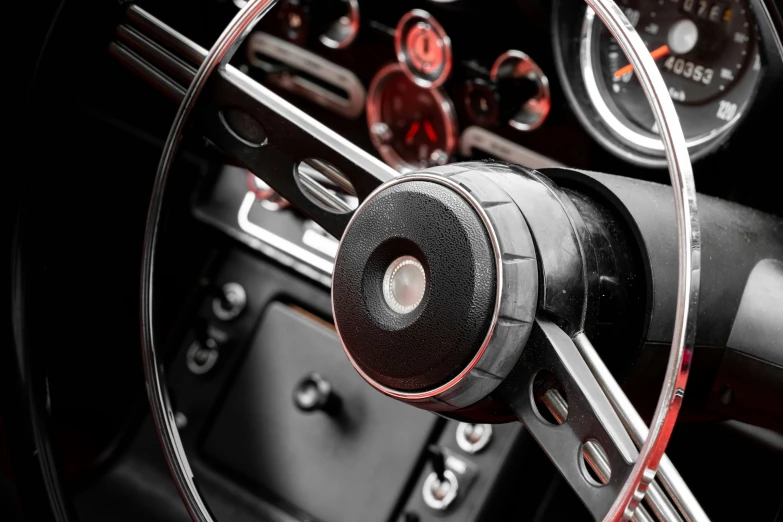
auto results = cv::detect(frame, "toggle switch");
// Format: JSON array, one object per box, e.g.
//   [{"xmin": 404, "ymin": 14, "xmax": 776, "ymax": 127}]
[
  {"xmin": 422, "ymin": 445, "xmax": 459, "ymax": 511},
  {"xmin": 212, "ymin": 282, "xmax": 247, "ymax": 321},
  {"xmin": 293, "ymin": 373, "xmax": 343, "ymax": 416},
  {"xmin": 427, "ymin": 445, "xmax": 447, "ymax": 481},
  {"xmin": 456, "ymin": 422, "xmax": 493, "ymax": 454}
]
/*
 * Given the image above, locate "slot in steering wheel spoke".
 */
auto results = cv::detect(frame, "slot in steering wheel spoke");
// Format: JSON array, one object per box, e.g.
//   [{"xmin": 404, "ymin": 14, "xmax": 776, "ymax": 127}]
[
  {"xmin": 504, "ymin": 318, "xmax": 642, "ymax": 519},
  {"xmin": 112, "ymin": 4, "xmax": 396, "ymax": 238}
]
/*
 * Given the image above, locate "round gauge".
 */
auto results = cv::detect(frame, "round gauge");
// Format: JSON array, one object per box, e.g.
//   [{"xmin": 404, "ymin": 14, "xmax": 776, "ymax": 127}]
[
  {"xmin": 318, "ymin": 0, "xmax": 360, "ymax": 50},
  {"xmin": 367, "ymin": 64, "xmax": 458, "ymax": 172},
  {"xmin": 490, "ymin": 50, "xmax": 551, "ymax": 131},
  {"xmin": 581, "ymin": 0, "xmax": 762, "ymax": 164},
  {"xmin": 395, "ymin": 10, "xmax": 452, "ymax": 88}
]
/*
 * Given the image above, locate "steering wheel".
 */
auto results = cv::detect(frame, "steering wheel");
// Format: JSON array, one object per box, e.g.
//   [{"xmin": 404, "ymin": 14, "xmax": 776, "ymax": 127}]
[{"xmin": 136, "ymin": 0, "xmax": 703, "ymax": 521}]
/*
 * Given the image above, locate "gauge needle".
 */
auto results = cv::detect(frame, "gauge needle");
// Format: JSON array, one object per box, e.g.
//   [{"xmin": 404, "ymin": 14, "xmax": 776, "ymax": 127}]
[
  {"xmin": 423, "ymin": 121, "xmax": 438, "ymax": 143},
  {"xmin": 613, "ymin": 44, "xmax": 670, "ymax": 78},
  {"xmin": 405, "ymin": 121, "xmax": 421, "ymax": 144}
]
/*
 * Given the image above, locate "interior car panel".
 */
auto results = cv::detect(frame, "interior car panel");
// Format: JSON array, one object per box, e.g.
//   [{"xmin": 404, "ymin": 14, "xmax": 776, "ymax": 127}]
[{"xmin": 7, "ymin": 0, "xmax": 783, "ymax": 521}]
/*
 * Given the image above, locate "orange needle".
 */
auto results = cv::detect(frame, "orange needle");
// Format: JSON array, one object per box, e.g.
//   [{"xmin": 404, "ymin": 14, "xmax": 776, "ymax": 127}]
[{"xmin": 613, "ymin": 44, "xmax": 670, "ymax": 78}]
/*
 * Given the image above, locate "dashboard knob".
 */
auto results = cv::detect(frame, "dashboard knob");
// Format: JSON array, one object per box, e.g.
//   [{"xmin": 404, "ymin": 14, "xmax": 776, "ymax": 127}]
[
  {"xmin": 212, "ymin": 282, "xmax": 247, "ymax": 321},
  {"xmin": 275, "ymin": 0, "xmax": 310, "ymax": 45},
  {"xmin": 464, "ymin": 79, "xmax": 500, "ymax": 126},
  {"xmin": 422, "ymin": 445, "xmax": 459, "ymax": 511},
  {"xmin": 186, "ymin": 337, "xmax": 220, "ymax": 375},
  {"xmin": 455, "ymin": 422, "xmax": 493, "ymax": 454},
  {"xmin": 495, "ymin": 75, "xmax": 539, "ymax": 123},
  {"xmin": 316, "ymin": 0, "xmax": 359, "ymax": 49},
  {"xmin": 274, "ymin": 0, "xmax": 359, "ymax": 49},
  {"xmin": 293, "ymin": 373, "xmax": 343, "ymax": 416}
]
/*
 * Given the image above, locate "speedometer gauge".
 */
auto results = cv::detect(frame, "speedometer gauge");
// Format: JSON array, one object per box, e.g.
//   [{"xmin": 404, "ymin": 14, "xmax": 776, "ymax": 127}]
[{"xmin": 581, "ymin": 0, "xmax": 762, "ymax": 164}]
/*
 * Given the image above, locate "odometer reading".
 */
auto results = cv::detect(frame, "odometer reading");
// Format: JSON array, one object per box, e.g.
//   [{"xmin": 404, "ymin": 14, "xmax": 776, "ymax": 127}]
[
  {"xmin": 662, "ymin": 56, "xmax": 714, "ymax": 86},
  {"xmin": 581, "ymin": 0, "xmax": 762, "ymax": 162}
]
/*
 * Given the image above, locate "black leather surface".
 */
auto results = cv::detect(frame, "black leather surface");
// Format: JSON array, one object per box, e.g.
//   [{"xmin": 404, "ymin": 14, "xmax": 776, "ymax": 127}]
[{"xmin": 332, "ymin": 180, "xmax": 496, "ymax": 392}]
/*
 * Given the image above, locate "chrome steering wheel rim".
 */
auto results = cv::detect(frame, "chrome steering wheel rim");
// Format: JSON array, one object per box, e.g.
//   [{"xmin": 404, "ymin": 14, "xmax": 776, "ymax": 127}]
[{"xmin": 139, "ymin": 1, "xmax": 701, "ymax": 521}]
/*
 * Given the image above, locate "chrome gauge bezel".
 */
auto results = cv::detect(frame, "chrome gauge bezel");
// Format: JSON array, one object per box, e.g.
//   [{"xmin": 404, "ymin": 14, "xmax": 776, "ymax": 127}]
[
  {"xmin": 366, "ymin": 63, "xmax": 459, "ymax": 173},
  {"xmin": 395, "ymin": 9, "xmax": 453, "ymax": 89},
  {"xmin": 318, "ymin": 0, "xmax": 360, "ymax": 50},
  {"xmin": 578, "ymin": 5, "xmax": 762, "ymax": 166},
  {"xmin": 490, "ymin": 50, "xmax": 552, "ymax": 131}
]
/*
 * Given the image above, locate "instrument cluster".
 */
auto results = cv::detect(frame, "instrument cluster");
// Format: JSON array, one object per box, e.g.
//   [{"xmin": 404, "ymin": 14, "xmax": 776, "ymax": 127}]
[
  {"xmin": 555, "ymin": 0, "xmax": 769, "ymax": 166},
  {"xmin": 241, "ymin": 0, "xmax": 778, "ymax": 173}
]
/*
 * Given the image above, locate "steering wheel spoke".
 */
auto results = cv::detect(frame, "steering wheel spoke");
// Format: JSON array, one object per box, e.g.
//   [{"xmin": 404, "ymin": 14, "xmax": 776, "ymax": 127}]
[
  {"xmin": 196, "ymin": 67, "xmax": 395, "ymax": 237},
  {"xmin": 506, "ymin": 317, "xmax": 641, "ymax": 520},
  {"xmin": 112, "ymin": 4, "xmax": 396, "ymax": 238}
]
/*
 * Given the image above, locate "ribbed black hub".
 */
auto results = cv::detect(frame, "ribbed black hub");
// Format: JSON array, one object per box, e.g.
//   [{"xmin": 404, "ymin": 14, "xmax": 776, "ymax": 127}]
[{"xmin": 332, "ymin": 180, "xmax": 496, "ymax": 392}]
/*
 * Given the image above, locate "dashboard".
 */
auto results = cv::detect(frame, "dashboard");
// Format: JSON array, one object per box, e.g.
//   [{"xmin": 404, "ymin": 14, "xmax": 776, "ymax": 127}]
[
  {"xmin": 193, "ymin": 0, "xmax": 782, "ymax": 289},
  {"xmin": 230, "ymin": 0, "xmax": 780, "ymax": 172}
]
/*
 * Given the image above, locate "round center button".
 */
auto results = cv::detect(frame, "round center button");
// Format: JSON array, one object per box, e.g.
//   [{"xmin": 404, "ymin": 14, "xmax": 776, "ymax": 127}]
[
  {"xmin": 332, "ymin": 178, "xmax": 497, "ymax": 393},
  {"xmin": 383, "ymin": 256, "xmax": 427, "ymax": 314}
]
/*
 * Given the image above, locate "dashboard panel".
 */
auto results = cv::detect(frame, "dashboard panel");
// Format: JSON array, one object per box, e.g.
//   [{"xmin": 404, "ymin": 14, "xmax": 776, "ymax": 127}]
[
  {"xmin": 191, "ymin": 0, "xmax": 782, "ymax": 289},
  {"xmin": 229, "ymin": 0, "xmax": 780, "ymax": 176},
  {"xmin": 240, "ymin": 0, "xmax": 588, "ymax": 168}
]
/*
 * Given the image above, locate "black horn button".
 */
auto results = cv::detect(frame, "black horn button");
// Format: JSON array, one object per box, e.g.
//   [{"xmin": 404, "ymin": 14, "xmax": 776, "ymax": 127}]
[{"xmin": 333, "ymin": 165, "xmax": 539, "ymax": 411}]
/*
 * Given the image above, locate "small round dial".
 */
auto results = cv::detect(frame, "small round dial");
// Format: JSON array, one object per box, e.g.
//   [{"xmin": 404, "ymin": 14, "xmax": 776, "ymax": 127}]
[
  {"xmin": 395, "ymin": 10, "xmax": 452, "ymax": 88},
  {"xmin": 405, "ymin": 22, "xmax": 447, "ymax": 75},
  {"xmin": 581, "ymin": 0, "xmax": 762, "ymax": 163},
  {"xmin": 367, "ymin": 64, "xmax": 458, "ymax": 172}
]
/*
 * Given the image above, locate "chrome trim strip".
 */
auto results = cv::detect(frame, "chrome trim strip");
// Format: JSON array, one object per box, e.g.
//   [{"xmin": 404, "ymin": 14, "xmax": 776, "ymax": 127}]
[
  {"xmin": 302, "ymin": 228, "xmax": 339, "ymax": 258},
  {"xmin": 116, "ymin": 25, "xmax": 197, "ymax": 85},
  {"xmin": 331, "ymin": 173, "xmax": 503, "ymax": 402},
  {"xmin": 633, "ymin": 506, "xmax": 655, "ymax": 522},
  {"xmin": 247, "ymin": 32, "xmax": 366, "ymax": 119},
  {"xmin": 645, "ymin": 481, "xmax": 684, "ymax": 522},
  {"xmin": 128, "ymin": 4, "xmax": 207, "ymax": 64},
  {"xmin": 459, "ymin": 126, "xmax": 563, "ymax": 169},
  {"xmin": 585, "ymin": 1, "xmax": 701, "ymax": 520},
  {"xmin": 193, "ymin": 203, "xmax": 334, "ymax": 287},
  {"xmin": 108, "ymin": 42, "xmax": 187, "ymax": 101},
  {"xmin": 296, "ymin": 169, "xmax": 354, "ymax": 214},
  {"xmin": 236, "ymin": 191, "xmax": 335, "ymax": 273}
]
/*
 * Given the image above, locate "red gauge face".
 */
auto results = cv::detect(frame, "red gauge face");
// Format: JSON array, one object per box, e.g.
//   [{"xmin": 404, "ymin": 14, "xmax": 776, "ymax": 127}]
[{"xmin": 368, "ymin": 65, "xmax": 457, "ymax": 172}]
